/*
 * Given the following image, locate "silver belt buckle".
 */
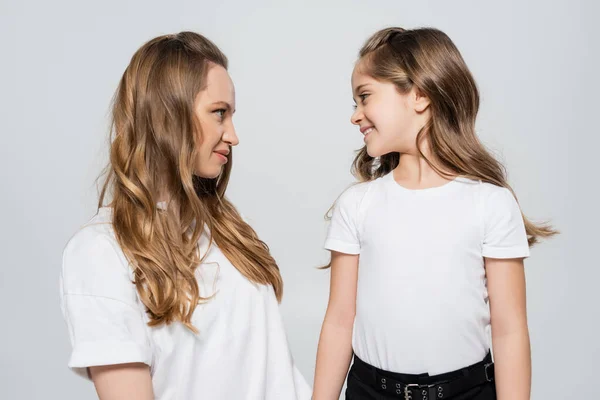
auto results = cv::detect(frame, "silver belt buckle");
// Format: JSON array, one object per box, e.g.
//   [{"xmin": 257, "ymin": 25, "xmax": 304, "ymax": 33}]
[{"xmin": 404, "ymin": 383, "xmax": 419, "ymax": 400}]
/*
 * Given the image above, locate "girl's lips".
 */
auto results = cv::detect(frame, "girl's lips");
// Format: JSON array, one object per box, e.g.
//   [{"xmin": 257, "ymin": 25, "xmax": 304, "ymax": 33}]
[{"xmin": 360, "ymin": 126, "xmax": 374, "ymax": 134}]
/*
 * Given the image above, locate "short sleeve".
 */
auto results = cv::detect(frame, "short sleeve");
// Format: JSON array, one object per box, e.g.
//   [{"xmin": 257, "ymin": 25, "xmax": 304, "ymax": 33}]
[
  {"xmin": 482, "ymin": 186, "xmax": 530, "ymax": 259},
  {"xmin": 60, "ymin": 225, "xmax": 152, "ymax": 379},
  {"xmin": 324, "ymin": 185, "xmax": 366, "ymax": 255}
]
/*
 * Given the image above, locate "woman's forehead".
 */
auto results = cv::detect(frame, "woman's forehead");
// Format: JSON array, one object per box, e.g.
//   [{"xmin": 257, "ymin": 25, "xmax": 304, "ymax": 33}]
[{"xmin": 199, "ymin": 65, "xmax": 235, "ymax": 104}]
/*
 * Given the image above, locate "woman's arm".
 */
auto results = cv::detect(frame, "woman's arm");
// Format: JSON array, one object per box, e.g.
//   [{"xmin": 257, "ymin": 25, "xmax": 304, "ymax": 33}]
[
  {"xmin": 486, "ymin": 257, "xmax": 531, "ymax": 400},
  {"xmin": 312, "ymin": 251, "xmax": 359, "ymax": 400},
  {"xmin": 89, "ymin": 363, "xmax": 154, "ymax": 400}
]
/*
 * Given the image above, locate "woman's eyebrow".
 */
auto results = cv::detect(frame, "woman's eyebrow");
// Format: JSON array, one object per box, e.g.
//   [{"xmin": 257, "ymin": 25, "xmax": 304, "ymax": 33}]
[{"xmin": 210, "ymin": 101, "xmax": 236, "ymax": 113}]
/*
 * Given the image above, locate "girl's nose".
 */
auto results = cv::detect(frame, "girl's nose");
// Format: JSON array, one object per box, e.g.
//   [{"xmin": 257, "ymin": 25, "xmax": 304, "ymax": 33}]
[{"xmin": 351, "ymin": 107, "xmax": 363, "ymax": 125}]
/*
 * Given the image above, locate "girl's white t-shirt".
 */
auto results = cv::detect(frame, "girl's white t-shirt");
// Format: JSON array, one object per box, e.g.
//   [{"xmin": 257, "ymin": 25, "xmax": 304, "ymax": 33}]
[
  {"xmin": 324, "ymin": 173, "xmax": 530, "ymax": 375},
  {"xmin": 60, "ymin": 207, "xmax": 311, "ymax": 400}
]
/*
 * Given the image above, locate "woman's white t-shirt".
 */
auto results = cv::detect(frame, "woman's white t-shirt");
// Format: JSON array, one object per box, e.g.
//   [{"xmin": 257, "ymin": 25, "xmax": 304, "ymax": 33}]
[
  {"xmin": 60, "ymin": 207, "xmax": 311, "ymax": 400},
  {"xmin": 324, "ymin": 173, "xmax": 530, "ymax": 375}
]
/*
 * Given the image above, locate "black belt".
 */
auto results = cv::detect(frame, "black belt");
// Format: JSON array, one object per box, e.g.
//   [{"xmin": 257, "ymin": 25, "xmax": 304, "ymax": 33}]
[{"xmin": 350, "ymin": 353, "xmax": 494, "ymax": 400}]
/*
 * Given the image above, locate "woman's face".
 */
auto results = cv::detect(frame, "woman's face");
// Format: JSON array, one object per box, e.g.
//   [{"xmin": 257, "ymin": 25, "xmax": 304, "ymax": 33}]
[{"xmin": 193, "ymin": 64, "xmax": 239, "ymax": 178}]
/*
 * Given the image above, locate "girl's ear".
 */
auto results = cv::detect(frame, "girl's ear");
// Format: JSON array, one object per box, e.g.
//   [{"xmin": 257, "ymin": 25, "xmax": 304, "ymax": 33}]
[{"xmin": 413, "ymin": 88, "xmax": 431, "ymax": 113}]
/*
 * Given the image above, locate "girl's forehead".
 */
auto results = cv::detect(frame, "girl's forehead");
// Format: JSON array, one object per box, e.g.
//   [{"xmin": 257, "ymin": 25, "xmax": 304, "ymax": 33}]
[
  {"xmin": 352, "ymin": 58, "xmax": 377, "ymax": 82},
  {"xmin": 352, "ymin": 60, "xmax": 365, "ymax": 77},
  {"xmin": 352, "ymin": 67, "xmax": 375, "ymax": 88}
]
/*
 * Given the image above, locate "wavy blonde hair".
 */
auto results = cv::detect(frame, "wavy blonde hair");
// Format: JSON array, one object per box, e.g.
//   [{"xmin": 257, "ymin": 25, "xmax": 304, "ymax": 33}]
[
  {"xmin": 324, "ymin": 27, "xmax": 557, "ymax": 267},
  {"xmin": 98, "ymin": 32, "xmax": 283, "ymax": 332}
]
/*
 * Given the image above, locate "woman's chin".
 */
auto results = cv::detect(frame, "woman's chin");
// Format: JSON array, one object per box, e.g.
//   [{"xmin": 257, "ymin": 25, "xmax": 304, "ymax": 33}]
[{"xmin": 194, "ymin": 165, "xmax": 223, "ymax": 179}]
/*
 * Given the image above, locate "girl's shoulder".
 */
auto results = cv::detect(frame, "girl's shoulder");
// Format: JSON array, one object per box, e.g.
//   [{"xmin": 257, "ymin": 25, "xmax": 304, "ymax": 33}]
[
  {"xmin": 339, "ymin": 179, "xmax": 374, "ymax": 198},
  {"xmin": 476, "ymin": 181, "xmax": 517, "ymax": 207},
  {"xmin": 454, "ymin": 177, "xmax": 515, "ymax": 201},
  {"xmin": 339, "ymin": 175, "xmax": 388, "ymax": 201},
  {"xmin": 335, "ymin": 177, "xmax": 382, "ymax": 212}
]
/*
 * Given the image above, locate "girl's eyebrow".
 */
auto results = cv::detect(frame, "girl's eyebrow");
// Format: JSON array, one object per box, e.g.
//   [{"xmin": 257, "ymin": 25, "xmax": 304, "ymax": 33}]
[{"xmin": 353, "ymin": 84, "xmax": 370, "ymax": 96}]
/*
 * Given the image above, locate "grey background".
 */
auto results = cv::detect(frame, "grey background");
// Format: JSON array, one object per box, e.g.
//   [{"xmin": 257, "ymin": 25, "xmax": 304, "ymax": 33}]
[{"xmin": 1, "ymin": 0, "xmax": 598, "ymax": 399}]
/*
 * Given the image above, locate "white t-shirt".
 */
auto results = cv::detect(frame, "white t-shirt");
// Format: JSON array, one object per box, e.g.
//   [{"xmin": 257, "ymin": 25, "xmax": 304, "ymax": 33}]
[
  {"xmin": 60, "ymin": 207, "xmax": 311, "ymax": 400},
  {"xmin": 324, "ymin": 172, "xmax": 530, "ymax": 375}
]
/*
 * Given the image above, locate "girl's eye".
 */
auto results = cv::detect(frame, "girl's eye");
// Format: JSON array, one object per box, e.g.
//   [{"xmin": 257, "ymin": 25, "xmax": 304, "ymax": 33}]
[
  {"xmin": 214, "ymin": 109, "xmax": 226, "ymax": 119},
  {"xmin": 353, "ymin": 93, "xmax": 370, "ymax": 110}
]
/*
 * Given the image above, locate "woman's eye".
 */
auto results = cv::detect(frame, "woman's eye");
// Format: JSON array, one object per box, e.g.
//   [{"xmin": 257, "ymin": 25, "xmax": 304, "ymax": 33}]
[{"xmin": 214, "ymin": 109, "xmax": 226, "ymax": 118}]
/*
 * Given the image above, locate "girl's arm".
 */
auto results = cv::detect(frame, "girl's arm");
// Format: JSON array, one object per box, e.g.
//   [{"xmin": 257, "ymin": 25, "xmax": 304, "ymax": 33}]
[
  {"xmin": 89, "ymin": 363, "xmax": 154, "ymax": 400},
  {"xmin": 486, "ymin": 257, "xmax": 531, "ymax": 400},
  {"xmin": 313, "ymin": 251, "xmax": 359, "ymax": 400}
]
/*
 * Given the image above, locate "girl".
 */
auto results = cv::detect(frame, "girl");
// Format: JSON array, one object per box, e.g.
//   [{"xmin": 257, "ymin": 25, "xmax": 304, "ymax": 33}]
[
  {"xmin": 313, "ymin": 27, "xmax": 556, "ymax": 400},
  {"xmin": 60, "ymin": 32, "xmax": 310, "ymax": 400}
]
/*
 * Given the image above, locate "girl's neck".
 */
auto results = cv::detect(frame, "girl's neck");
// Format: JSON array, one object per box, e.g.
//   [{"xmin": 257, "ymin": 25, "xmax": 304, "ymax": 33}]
[{"xmin": 393, "ymin": 147, "xmax": 456, "ymax": 190}]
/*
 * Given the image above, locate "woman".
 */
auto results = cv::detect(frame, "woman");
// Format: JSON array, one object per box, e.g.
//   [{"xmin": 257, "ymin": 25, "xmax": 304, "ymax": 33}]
[{"xmin": 60, "ymin": 31, "xmax": 311, "ymax": 400}]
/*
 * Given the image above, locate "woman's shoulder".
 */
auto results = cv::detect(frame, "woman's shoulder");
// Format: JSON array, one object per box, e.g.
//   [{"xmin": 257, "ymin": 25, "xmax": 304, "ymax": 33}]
[
  {"xmin": 63, "ymin": 207, "xmax": 118, "ymax": 255},
  {"xmin": 61, "ymin": 208, "xmax": 133, "ymax": 293}
]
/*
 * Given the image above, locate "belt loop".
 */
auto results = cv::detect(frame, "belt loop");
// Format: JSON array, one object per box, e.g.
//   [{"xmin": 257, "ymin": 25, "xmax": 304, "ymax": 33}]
[
  {"xmin": 369, "ymin": 362, "xmax": 377, "ymax": 385},
  {"xmin": 460, "ymin": 366, "xmax": 470, "ymax": 378},
  {"xmin": 428, "ymin": 386, "xmax": 437, "ymax": 399}
]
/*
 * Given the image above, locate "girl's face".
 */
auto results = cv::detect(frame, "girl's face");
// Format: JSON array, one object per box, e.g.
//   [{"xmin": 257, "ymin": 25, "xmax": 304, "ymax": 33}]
[
  {"xmin": 193, "ymin": 64, "xmax": 239, "ymax": 178},
  {"xmin": 350, "ymin": 65, "xmax": 430, "ymax": 157}
]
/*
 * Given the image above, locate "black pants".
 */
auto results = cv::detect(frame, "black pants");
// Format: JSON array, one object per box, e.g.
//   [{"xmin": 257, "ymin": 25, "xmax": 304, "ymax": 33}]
[{"xmin": 345, "ymin": 354, "xmax": 496, "ymax": 400}]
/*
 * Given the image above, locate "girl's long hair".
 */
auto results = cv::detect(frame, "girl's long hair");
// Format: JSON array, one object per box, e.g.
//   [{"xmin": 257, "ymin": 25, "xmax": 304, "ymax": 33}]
[
  {"xmin": 324, "ymin": 27, "xmax": 556, "ymax": 268},
  {"xmin": 98, "ymin": 32, "xmax": 282, "ymax": 331}
]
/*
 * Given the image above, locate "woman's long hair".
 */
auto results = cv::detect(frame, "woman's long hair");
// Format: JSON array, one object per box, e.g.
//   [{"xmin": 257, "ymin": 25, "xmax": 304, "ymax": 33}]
[{"xmin": 98, "ymin": 32, "xmax": 282, "ymax": 332}]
